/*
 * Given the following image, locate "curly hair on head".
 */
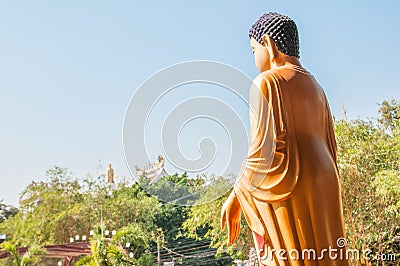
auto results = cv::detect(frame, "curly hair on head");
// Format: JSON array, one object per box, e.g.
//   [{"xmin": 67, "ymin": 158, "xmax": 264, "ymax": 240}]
[{"xmin": 249, "ymin": 12, "xmax": 300, "ymax": 58}]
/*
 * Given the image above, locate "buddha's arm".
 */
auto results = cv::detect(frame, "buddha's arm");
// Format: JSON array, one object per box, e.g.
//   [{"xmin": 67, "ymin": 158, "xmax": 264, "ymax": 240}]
[
  {"xmin": 237, "ymin": 74, "xmax": 275, "ymax": 190},
  {"xmin": 221, "ymin": 75, "xmax": 275, "ymax": 243}
]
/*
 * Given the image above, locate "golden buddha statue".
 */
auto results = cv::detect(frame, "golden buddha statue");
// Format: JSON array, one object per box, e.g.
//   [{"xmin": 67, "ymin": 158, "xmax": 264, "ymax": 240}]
[
  {"xmin": 107, "ymin": 163, "xmax": 115, "ymax": 184},
  {"xmin": 221, "ymin": 13, "xmax": 349, "ymax": 265}
]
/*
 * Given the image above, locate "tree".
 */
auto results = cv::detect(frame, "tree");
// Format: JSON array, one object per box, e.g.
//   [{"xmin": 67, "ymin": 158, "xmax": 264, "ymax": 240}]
[
  {"xmin": 139, "ymin": 172, "xmax": 204, "ymax": 205},
  {"xmin": 378, "ymin": 99, "xmax": 400, "ymax": 130},
  {"xmin": 336, "ymin": 117, "xmax": 400, "ymax": 264},
  {"xmin": 0, "ymin": 166, "xmax": 165, "ymax": 264},
  {"xmin": 139, "ymin": 173, "xmax": 205, "ymax": 243},
  {"xmin": 0, "ymin": 166, "xmax": 163, "ymax": 248},
  {"xmin": 0, "ymin": 166, "xmax": 83, "ymax": 246}
]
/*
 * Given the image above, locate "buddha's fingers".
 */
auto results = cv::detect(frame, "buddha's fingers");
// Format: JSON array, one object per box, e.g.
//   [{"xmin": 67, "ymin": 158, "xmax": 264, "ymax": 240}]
[
  {"xmin": 221, "ymin": 210, "xmax": 227, "ymax": 230},
  {"xmin": 234, "ymin": 222, "xmax": 240, "ymax": 241},
  {"xmin": 228, "ymin": 222, "xmax": 235, "ymax": 244},
  {"xmin": 228, "ymin": 221, "xmax": 240, "ymax": 244}
]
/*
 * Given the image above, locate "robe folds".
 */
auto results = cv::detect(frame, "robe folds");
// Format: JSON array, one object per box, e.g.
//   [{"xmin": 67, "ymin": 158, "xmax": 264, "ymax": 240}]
[{"xmin": 234, "ymin": 64, "xmax": 349, "ymax": 266}]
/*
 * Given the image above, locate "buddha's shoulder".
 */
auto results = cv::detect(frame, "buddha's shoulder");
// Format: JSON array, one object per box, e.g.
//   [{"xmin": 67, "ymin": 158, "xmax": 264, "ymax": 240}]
[{"xmin": 253, "ymin": 69, "xmax": 284, "ymax": 87}]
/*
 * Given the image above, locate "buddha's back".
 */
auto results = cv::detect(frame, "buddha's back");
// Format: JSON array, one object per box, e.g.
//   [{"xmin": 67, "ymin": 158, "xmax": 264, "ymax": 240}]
[{"xmin": 273, "ymin": 66, "xmax": 338, "ymax": 179}]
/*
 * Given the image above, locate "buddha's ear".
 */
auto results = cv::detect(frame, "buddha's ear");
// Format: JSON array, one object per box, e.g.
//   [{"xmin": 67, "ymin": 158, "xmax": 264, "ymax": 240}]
[{"xmin": 262, "ymin": 35, "xmax": 279, "ymax": 62}]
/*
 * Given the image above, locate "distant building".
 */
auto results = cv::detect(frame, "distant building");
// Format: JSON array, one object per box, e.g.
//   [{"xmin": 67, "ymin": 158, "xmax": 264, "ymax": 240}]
[{"xmin": 135, "ymin": 155, "xmax": 168, "ymax": 184}]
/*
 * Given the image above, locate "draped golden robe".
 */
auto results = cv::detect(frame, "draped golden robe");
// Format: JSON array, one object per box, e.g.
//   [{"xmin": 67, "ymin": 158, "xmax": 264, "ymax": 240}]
[{"xmin": 235, "ymin": 64, "xmax": 349, "ymax": 265}]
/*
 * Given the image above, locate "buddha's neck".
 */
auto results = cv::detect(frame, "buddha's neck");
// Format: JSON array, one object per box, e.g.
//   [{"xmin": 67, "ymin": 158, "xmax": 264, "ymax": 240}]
[{"xmin": 272, "ymin": 56, "xmax": 302, "ymax": 69}]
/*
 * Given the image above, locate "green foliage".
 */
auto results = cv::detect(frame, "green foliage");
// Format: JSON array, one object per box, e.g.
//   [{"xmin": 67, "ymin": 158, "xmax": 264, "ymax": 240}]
[
  {"xmin": 76, "ymin": 225, "xmax": 153, "ymax": 266},
  {"xmin": 20, "ymin": 245, "xmax": 46, "ymax": 266},
  {"xmin": 75, "ymin": 255, "xmax": 96, "ymax": 266},
  {"xmin": 373, "ymin": 170, "xmax": 400, "ymax": 209},
  {"xmin": 182, "ymin": 175, "xmax": 251, "ymax": 261},
  {"xmin": 0, "ymin": 170, "xmax": 201, "ymax": 264},
  {"xmin": 155, "ymin": 204, "xmax": 188, "ymax": 244},
  {"xmin": 1, "ymin": 166, "xmax": 84, "ymax": 246},
  {"xmin": 0, "ymin": 242, "xmax": 46, "ymax": 266},
  {"xmin": 336, "ymin": 100, "xmax": 400, "ymax": 264},
  {"xmin": 139, "ymin": 172, "xmax": 204, "ymax": 205},
  {"xmin": 111, "ymin": 224, "xmax": 151, "ymax": 260},
  {"xmin": 378, "ymin": 99, "xmax": 400, "ymax": 130},
  {"xmin": 0, "ymin": 242, "xmax": 19, "ymax": 266},
  {"xmin": 135, "ymin": 254, "xmax": 154, "ymax": 265},
  {"xmin": 140, "ymin": 173, "xmax": 205, "ymax": 243},
  {"xmin": 0, "ymin": 167, "xmax": 162, "ymax": 248}
]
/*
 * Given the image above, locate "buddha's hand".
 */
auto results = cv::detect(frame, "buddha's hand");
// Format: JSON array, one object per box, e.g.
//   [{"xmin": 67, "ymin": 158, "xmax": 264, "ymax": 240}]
[{"xmin": 221, "ymin": 190, "xmax": 242, "ymax": 245}]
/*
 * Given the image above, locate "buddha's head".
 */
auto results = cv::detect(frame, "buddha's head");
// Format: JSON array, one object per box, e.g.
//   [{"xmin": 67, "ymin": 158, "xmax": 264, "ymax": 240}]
[{"xmin": 249, "ymin": 12, "xmax": 300, "ymax": 72}]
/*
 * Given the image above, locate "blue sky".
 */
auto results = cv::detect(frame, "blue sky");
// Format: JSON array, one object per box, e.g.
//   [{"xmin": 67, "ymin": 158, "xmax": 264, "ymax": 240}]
[{"xmin": 1, "ymin": 1, "xmax": 399, "ymax": 206}]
